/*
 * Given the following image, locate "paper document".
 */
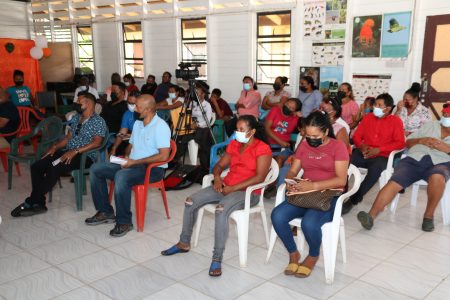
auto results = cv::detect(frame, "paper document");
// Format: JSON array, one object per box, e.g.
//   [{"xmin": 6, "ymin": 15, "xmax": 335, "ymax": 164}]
[{"xmin": 110, "ymin": 155, "xmax": 127, "ymax": 166}]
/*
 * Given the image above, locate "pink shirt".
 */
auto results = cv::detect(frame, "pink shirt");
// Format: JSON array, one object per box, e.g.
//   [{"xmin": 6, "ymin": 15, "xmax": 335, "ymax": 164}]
[
  {"xmin": 237, "ymin": 90, "xmax": 261, "ymax": 118},
  {"xmin": 341, "ymin": 100, "xmax": 359, "ymax": 125},
  {"xmin": 294, "ymin": 138, "xmax": 349, "ymax": 183}
]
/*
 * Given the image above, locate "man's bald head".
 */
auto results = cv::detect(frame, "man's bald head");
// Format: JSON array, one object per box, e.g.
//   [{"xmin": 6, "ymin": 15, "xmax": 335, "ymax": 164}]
[{"xmin": 135, "ymin": 94, "xmax": 156, "ymax": 120}]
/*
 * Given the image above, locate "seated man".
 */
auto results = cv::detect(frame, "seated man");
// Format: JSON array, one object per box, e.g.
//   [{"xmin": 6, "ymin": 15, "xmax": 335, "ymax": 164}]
[
  {"xmin": 86, "ymin": 94, "xmax": 171, "ymax": 237},
  {"xmin": 101, "ymin": 82, "xmax": 128, "ymax": 134},
  {"xmin": 109, "ymin": 91, "xmax": 139, "ymax": 156},
  {"xmin": 11, "ymin": 92, "xmax": 106, "ymax": 217},
  {"xmin": 0, "ymin": 87, "xmax": 20, "ymax": 149},
  {"xmin": 7, "ymin": 70, "xmax": 34, "ymax": 107},
  {"xmin": 342, "ymin": 93, "xmax": 405, "ymax": 214},
  {"xmin": 357, "ymin": 102, "xmax": 450, "ymax": 232},
  {"xmin": 209, "ymin": 88, "xmax": 233, "ymax": 122}
]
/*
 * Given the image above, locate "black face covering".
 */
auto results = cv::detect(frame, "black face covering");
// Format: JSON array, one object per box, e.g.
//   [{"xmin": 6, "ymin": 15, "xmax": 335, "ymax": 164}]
[
  {"xmin": 14, "ymin": 80, "xmax": 24, "ymax": 86},
  {"xmin": 273, "ymin": 83, "xmax": 281, "ymax": 91},
  {"xmin": 282, "ymin": 106, "xmax": 292, "ymax": 116},
  {"xmin": 337, "ymin": 91, "xmax": 347, "ymax": 99},
  {"xmin": 306, "ymin": 137, "xmax": 323, "ymax": 148},
  {"xmin": 300, "ymin": 86, "xmax": 307, "ymax": 93},
  {"xmin": 110, "ymin": 92, "xmax": 118, "ymax": 102},
  {"xmin": 134, "ymin": 111, "xmax": 144, "ymax": 121},
  {"xmin": 74, "ymin": 103, "xmax": 84, "ymax": 114}
]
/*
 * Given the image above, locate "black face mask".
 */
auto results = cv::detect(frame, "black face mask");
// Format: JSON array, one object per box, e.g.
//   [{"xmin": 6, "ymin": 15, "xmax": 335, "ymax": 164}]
[
  {"xmin": 14, "ymin": 80, "xmax": 24, "ymax": 86},
  {"xmin": 134, "ymin": 111, "xmax": 144, "ymax": 121},
  {"xmin": 282, "ymin": 106, "xmax": 292, "ymax": 116},
  {"xmin": 337, "ymin": 91, "xmax": 347, "ymax": 99},
  {"xmin": 273, "ymin": 83, "xmax": 281, "ymax": 91},
  {"xmin": 306, "ymin": 137, "xmax": 323, "ymax": 148},
  {"xmin": 74, "ymin": 103, "xmax": 84, "ymax": 114},
  {"xmin": 300, "ymin": 86, "xmax": 307, "ymax": 93},
  {"xmin": 110, "ymin": 92, "xmax": 118, "ymax": 102}
]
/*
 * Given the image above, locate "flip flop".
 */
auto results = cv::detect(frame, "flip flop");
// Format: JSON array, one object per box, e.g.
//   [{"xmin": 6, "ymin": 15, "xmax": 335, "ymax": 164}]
[
  {"xmin": 161, "ymin": 245, "xmax": 189, "ymax": 256},
  {"xmin": 284, "ymin": 263, "xmax": 299, "ymax": 275},
  {"xmin": 209, "ymin": 261, "xmax": 222, "ymax": 277},
  {"xmin": 295, "ymin": 265, "xmax": 312, "ymax": 278}
]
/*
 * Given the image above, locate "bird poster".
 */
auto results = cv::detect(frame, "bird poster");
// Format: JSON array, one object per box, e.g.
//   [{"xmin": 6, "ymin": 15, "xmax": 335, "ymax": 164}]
[
  {"xmin": 352, "ymin": 74, "xmax": 392, "ymax": 102},
  {"xmin": 319, "ymin": 66, "xmax": 343, "ymax": 97},
  {"xmin": 352, "ymin": 15, "xmax": 383, "ymax": 57},
  {"xmin": 312, "ymin": 42, "xmax": 345, "ymax": 66},
  {"xmin": 381, "ymin": 12, "xmax": 412, "ymax": 58},
  {"xmin": 303, "ymin": 0, "xmax": 326, "ymax": 40}
]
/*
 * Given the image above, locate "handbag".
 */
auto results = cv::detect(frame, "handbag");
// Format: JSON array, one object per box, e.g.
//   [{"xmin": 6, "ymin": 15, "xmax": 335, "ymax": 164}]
[{"xmin": 286, "ymin": 179, "xmax": 343, "ymax": 211}]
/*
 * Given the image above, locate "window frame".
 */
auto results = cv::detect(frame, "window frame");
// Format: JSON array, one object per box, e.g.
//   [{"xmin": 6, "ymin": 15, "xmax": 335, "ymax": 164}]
[
  {"xmin": 180, "ymin": 17, "xmax": 207, "ymax": 79},
  {"xmin": 256, "ymin": 10, "xmax": 292, "ymax": 85},
  {"xmin": 76, "ymin": 25, "xmax": 95, "ymax": 71},
  {"xmin": 122, "ymin": 21, "xmax": 144, "ymax": 78}
]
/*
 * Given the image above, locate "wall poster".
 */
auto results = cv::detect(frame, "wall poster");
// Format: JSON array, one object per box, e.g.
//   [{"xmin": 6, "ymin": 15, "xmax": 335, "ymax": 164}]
[
  {"xmin": 381, "ymin": 11, "xmax": 412, "ymax": 58},
  {"xmin": 303, "ymin": 0, "xmax": 326, "ymax": 40},
  {"xmin": 352, "ymin": 15, "xmax": 383, "ymax": 57},
  {"xmin": 352, "ymin": 74, "xmax": 392, "ymax": 101},
  {"xmin": 312, "ymin": 42, "xmax": 345, "ymax": 65},
  {"xmin": 319, "ymin": 66, "xmax": 343, "ymax": 97},
  {"xmin": 299, "ymin": 66, "xmax": 321, "ymax": 88}
]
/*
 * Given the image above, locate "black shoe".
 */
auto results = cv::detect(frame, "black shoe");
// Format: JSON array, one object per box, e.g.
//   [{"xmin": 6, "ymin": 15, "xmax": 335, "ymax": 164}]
[
  {"xmin": 11, "ymin": 202, "xmax": 47, "ymax": 217},
  {"xmin": 110, "ymin": 223, "xmax": 133, "ymax": 237},
  {"xmin": 264, "ymin": 184, "xmax": 277, "ymax": 199},
  {"xmin": 341, "ymin": 200, "xmax": 354, "ymax": 215},
  {"xmin": 399, "ymin": 189, "xmax": 405, "ymax": 194},
  {"xmin": 357, "ymin": 211, "xmax": 374, "ymax": 230},
  {"xmin": 85, "ymin": 211, "xmax": 115, "ymax": 226},
  {"xmin": 422, "ymin": 218, "xmax": 434, "ymax": 232}
]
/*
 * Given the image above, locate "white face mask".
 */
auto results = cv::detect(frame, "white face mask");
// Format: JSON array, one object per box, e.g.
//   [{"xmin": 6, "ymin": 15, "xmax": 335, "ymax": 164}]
[
  {"xmin": 440, "ymin": 116, "xmax": 450, "ymax": 127},
  {"xmin": 235, "ymin": 130, "xmax": 252, "ymax": 143},
  {"xmin": 373, "ymin": 107, "xmax": 385, "ymax": 118},
  {"xmin": 124, "ymin": 81, "xmax": 130, "ymax": 87},
  {"xmin": 127, "ymin": 103, "xmax": 135, "ymax": 112},
  {"xmin": 168, "ymin": 93, "xmax": 176, "ymax": 99}
]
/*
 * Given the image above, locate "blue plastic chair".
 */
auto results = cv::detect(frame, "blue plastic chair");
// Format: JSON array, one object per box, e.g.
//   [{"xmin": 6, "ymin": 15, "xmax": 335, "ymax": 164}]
[
  {"xmin": 259, "ymin": 107, "xmax": 269, "ymax": 120},
  {"xmin": 209, "ymin": 133, "xmax": 235, "ymax": 173}
]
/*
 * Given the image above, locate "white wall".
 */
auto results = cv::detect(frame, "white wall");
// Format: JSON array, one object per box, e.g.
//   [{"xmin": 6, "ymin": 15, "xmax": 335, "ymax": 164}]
[{"xmin": 0, "ymin": 0, "xmax": 30, "ymax": 39}]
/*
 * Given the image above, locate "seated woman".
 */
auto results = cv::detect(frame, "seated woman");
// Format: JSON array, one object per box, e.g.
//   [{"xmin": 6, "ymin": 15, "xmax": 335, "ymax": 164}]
[
  {"xmin": 161, "ymin": 115, "xmax": 272, "ymax": 276},
  {"xmin": 320, "ymin": 97, "xmax": 350, "ymax": 151},
  {"xmin": 338, "ymin": 82, "xmax": 359, "ymax": 129},
  {"xmin": 123, "ymin": 73, "xmax": 139, "ymax": 93},
  {"xmin": 109, "ymin": 91, "xmax": 139, "ymax": 156},
  {"xmin": 262, "ymin": 76, "xmax": 291, "ymax": 111},
  {"xmin": 156, "ymin": 85, "xmax": 185, "ymax": 125},
  {"xmin": 271, "ymin": 111, "xmax": 349, "ymax": 278},
  {"xmin": 395, "ymin": 82, "xmax": 432, "ymax": 136},
  {"xmin": 357, "ymin": 102, "xmax": 450, "ymax": 232}
]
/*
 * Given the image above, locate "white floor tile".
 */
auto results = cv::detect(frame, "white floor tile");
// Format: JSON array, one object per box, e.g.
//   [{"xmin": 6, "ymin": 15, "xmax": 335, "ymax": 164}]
[
  {"xmin": 142, "ymin": 283, "xmax": 214, "ymax": 300},
  {"xmin": 0, "ymin": 252, "xmax": 50, "ymax": 284},
  {"xmin": 236, "ymin": 282, "xmax": 316, "ymax": 300},
  {"xmin": 345, "ymin": 232, "xmax": 405, "ymax": 260},
  {"xmin": 330, "ymin": 280, "xmax": 413, "ymax": 300},
  {"xmin": 54, "ymin": 286, "xmax": 112, "ymax": 300},
  {"xmin": 108, "ymin": 235, "xmax": 172, "ymax": 263}
]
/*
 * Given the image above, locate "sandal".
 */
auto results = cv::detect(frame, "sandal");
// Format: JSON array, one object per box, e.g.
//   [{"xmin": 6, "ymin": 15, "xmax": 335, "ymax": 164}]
[
  {"xmin": 161, "ymin": 245, "xmax": 189, "ymax": 256},
  {"xmin": 209, "ymin": 261, "xmax": 222, "ymax": 277},
  {"xmin": 295, "ymin": 265, "xmax": 312, "ymax": 278},
  {"xmin": 284, "ymin": 263, "xmax": 299, "ymax": 275}
]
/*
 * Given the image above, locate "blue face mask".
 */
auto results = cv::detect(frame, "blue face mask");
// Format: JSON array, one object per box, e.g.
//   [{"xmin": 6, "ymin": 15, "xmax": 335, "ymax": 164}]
[
  {"xmin": 243, "ymin": 83, "xmax": 251, "ymax": 91},
  {"xmin": 440, "ymin": 116, "xmax": 450, "ymax": 128},
  {"xmin": 373, "ymin": 107, "xmax": 385, "ymax": 118}
]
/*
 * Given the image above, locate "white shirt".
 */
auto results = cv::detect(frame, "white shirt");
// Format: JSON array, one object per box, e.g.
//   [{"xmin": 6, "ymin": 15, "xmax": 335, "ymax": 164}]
[
  {"xmin": 73, "ymin": 86, "xmax": 99, "ymax": 103},
  {"xmin": 192, "ymin": 99, "xmax": 213, "ymax": 128},
  {"xmin": 336, "ymin": 117, "xmax": 350, "ymax": 134}
]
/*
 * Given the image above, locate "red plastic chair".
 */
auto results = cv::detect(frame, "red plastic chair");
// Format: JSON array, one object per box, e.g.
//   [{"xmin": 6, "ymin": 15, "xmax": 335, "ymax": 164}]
[
  {"xmin": 17, "ymin": 107, "xmax": 44, "ymax": 153},
  {"xmin": 0, "ymin": 131, "xmax": 21, "ymax": 175},
  {"xmin": 108, "ymin": 140, "xmax": 177, "ymax": 232}
]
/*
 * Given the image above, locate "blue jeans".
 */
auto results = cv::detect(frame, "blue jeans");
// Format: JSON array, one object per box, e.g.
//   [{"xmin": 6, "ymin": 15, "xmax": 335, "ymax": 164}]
[
  {"xmin": 271, "ymin": 197, "xmax": 337, "ymax": 257},
  {"xmin": 90, "ymin": 162, "xmax": 165, "ymax": 224},
  {"xmin": 276, "ymin": 161, "xmax": 291, "ymax": 189}
]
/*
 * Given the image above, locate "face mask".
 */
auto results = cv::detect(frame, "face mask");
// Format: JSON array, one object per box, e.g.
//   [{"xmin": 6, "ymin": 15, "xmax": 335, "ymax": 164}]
[
  {"xmin": 404, "ymin": 103, "xmax": 412, "ymax": 109},
  {"xmin": 300, "ymin": 86, "xmax": 307, "ymax": 93},
  {"xmin": 364, "ymin": 107, "xmax": 372, "ymax": 114},
  {"xmin": 168, "ymin": 93, "xmax": 176, "ymax": 99},
  {"xmin": 110, "ymin": 92, "xmax": 118, "ymax": 102},
  {"xmin": 124, "ymin": 82, "xmax": 130, "ymax": 87},
  {"xmin": 273, "ymin": 83, "xmax": 281, "ymax": 91},
  {"xmin": 337, "ymin": 91, "xmax": 347, "ymax": 99},
  {"xmin": 133, "ymin": 111, "xmax": 144, "ymax": 121},
  {"xmin": 74, "ymin": 103, "xmax": 84, "ymax": 114},
  {"xmin": 243, "ymin": 83, "xmax": 251, "ymax": 91},
  {"xmin": 14, "ymin": 80, "xmax": 23, "ymax": 86},
  {"xmin": 373, "ymin": 107, "xmax": 385, "ymax": 118},
  {"xmin": 127, "ymin": 103, "xmax": 135, "ymax": 112},
  {"xmin": 440, "ymin": 116, "xmax": 450, "ymax": 127},
  {"xmin": 235, "ymin": 131, "xmax": 252, "ymax": 143},
  {"xmin": 306, "ymin": 137, "xmax": 323, "ymax": 148},
  {"xmin": 282, "ymin": 106, "xmax": 292, "ymax": 116}
]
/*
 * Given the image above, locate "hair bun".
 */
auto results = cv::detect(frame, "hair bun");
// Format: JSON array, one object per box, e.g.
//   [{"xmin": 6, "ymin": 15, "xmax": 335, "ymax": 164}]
[{"xmin": 410, "ymin": 82, "xmax": 421, "ymax": 93}]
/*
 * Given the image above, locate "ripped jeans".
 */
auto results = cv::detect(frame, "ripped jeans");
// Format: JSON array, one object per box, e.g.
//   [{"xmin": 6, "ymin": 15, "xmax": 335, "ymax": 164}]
[{"xmin": 179, "ymin": 186, "xmax": 258, "ymax": 262}]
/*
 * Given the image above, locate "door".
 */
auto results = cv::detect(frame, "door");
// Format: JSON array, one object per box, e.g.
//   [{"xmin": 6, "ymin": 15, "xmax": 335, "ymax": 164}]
[{"xmin": 421, "ymin": 14, "xmax": 450, "ymax": 118}]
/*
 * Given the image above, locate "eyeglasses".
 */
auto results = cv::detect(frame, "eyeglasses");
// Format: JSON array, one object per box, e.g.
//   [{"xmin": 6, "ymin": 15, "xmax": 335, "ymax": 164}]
[{"xmin": 74, "ymin": 123, "xmax": 82, "ymax": 136}]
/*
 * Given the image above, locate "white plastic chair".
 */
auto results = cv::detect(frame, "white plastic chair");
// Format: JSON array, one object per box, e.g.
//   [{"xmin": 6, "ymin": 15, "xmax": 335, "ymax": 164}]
[
  {"xmin": 192, "ymin": 158, "xmax": 279, "ymax": 267},
  {"xmin": 265, "ymin": 164, "xmax": 362, "ymax": 284},
  {"xmin": 188, "ymin": 113, "xmax": 216, "ymax": 165}
]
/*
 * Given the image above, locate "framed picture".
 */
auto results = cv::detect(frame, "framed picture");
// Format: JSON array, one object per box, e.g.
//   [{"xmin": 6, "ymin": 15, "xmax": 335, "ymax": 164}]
[
  {"xmin": 352, "ymin": 15, "xmax": 383, "ymax": 57},
  {"xmin": 381, "ymin": 11, "xmax": 412, "ymax": 58},
  {"xmin": 319, "ymin": 66, "xmax": 343, "ymax": 97},
  {"xmin": 299, "ymin": 66, "xmax": 321, "ymax": 88}
]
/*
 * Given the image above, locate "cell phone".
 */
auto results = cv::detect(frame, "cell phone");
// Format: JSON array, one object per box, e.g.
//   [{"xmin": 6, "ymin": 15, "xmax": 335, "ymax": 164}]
[
  {"xmin": 52, "ymin": 158, "xmax": 61, "ymax": 166},
  {"xmin": 285, "ymin": 178, "xmax": 297, "ymax": 185}
]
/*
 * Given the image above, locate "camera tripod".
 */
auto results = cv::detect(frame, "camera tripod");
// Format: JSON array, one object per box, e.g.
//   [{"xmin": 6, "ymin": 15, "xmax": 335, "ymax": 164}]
[{"xmin": 172, "ymin": 79, "xmax": 217, "ymax": 164}]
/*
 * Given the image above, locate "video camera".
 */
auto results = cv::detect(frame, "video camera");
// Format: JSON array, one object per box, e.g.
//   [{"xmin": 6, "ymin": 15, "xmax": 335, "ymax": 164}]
[{"xmin": 175, "ymin": 62, "xmax": 200, "ymax": 81}]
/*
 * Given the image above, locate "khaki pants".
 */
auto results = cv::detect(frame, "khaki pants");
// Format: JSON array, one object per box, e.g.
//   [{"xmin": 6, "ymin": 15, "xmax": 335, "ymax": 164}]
[{"xmin": 0, "ymin": 137, "xmax": 10, "ymax": 149}]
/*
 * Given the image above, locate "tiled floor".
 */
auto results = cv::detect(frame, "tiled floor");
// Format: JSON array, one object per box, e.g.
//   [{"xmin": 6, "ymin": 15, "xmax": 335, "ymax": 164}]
[{"xmin": 1, "ymin": 164, "xmax": 450, "ymax": 300}]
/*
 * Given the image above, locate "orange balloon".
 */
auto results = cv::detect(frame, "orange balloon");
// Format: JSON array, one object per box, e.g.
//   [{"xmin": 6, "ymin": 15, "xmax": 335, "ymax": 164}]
[{"xmin": 43, "ymin": 47, "xmax": 52, "ymax": 57}]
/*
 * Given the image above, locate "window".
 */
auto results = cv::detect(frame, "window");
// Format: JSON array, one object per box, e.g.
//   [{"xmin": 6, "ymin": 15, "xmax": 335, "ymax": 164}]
[
  {"xmin": 76, "ymin": 26, "xmax": 94, "ymax": 71},
  {"xmin": 52, "ymin": 25, "xmax": 72, "ymax": 42},
  {"xmin": 256, "ymin": 11, "xmax": 291, "ymax": 84},
  {"xmin": 122, "ymin": 22, "xmax": 144, "ymax": 78},
  {"xmin": 181, "ymin": 18, "xmax": 207, "ymax": 79}
]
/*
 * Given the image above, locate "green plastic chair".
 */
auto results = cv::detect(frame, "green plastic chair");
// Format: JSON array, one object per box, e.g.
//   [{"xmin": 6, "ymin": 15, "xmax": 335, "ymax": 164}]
[{"xmin": 7, "ymin": 116, "xmax": 64, "ymax": 190}]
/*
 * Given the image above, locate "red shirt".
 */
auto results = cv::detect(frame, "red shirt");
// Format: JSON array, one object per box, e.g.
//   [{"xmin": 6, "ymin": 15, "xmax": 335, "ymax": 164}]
[
  {"xmin": 223, "ymin": 139, "xmax": 272, "ymax": 189},
  {"xmin": 266, "ymin": 107, "xmax": 299, "ymax": 145},
  {"xmin": 127, "ymin": 84, "xmax": 139, "ymax": 93},
  {"xmin": 295, "ymin": 138, "xmax": 349, "ymax": 183},
  {"xmin": 353, "ymin": 113, "xmax": 405, "ymax": 158}
]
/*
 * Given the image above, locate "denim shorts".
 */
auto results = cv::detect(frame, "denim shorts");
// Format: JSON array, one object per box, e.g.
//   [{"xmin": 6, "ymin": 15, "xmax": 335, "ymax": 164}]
[{"xmin": 390, "ymin": 155, "xmax": 450, "ymax": 188}]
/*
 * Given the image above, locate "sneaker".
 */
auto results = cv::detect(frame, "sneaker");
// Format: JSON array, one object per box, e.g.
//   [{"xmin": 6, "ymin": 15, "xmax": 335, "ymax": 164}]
[
  {"xmin": 421, "ymin": 218, "xmax": 434, "ymax": 232},
  {"xmin": 85, "ymin": 211, "xmax": 115, "ymax": 225},
  {"xmin": 357, "ymin": 211, "xmax": 374, "ymax": 230},
  {"xmin": 110, "ymin": 223, "xmax": 133, "ymax": 237},
  {"xmin": 11, "ymin": 202, "xmax": 47, "ymax": 217}
]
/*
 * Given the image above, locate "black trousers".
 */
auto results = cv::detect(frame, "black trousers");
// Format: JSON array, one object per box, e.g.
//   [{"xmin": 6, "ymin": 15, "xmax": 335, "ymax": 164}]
[
  {"xmin": 350, "ymin": 148, "xmax": 388, "ymax": 203},
  {"xmin": 194, "ymin": 127, "xmax": 213, "ymax": 171},
  {"xmin": 27, "ymin": 150, "xmax": 93, "ymax": 206}
]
